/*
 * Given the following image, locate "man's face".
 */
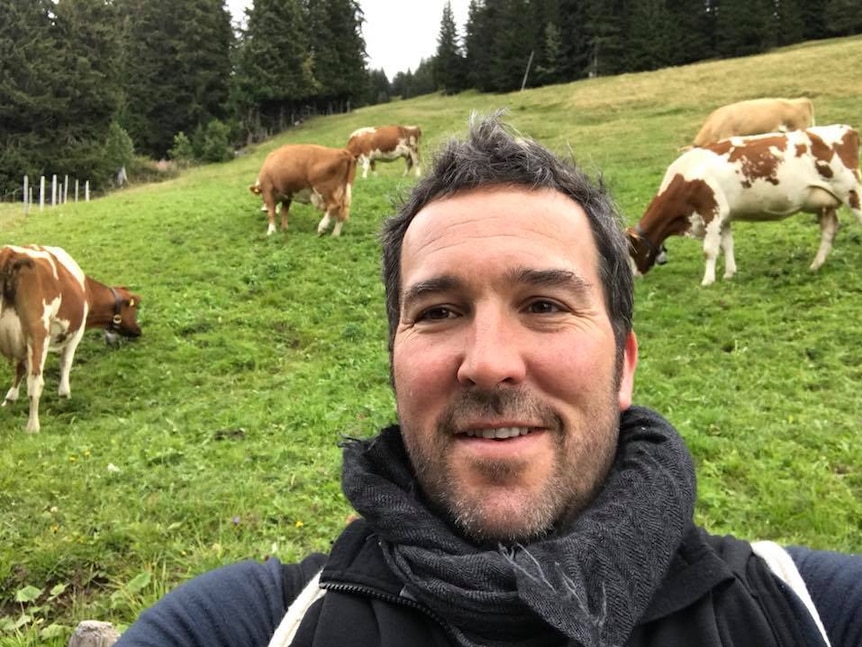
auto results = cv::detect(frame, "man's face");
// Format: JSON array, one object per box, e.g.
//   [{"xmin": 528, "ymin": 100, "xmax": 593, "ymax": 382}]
[{"xmin": 393, "ymin": 186, "xmax": 637, "ymax": 543}]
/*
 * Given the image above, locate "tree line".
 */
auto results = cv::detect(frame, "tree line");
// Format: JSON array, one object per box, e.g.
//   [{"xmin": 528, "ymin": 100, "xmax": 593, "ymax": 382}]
[
  {"xmin": 2, "ymin": 0, "xmax": 859, "ymax": 199},
  {"xmin": 427, "ymin": 0, "xmax": 862, "ymax": 95}
]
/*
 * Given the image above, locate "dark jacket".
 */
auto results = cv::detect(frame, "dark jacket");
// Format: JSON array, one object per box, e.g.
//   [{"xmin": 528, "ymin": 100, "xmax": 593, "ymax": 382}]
[{"xmin": 285, "ymin": 520, "xmax": 827, "ymax": 647}]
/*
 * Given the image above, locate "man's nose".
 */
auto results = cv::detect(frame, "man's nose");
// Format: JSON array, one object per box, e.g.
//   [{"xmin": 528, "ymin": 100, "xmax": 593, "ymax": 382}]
[{"xmin": 456, "ymin": 312, "xmax": 527, "ymax": 389}]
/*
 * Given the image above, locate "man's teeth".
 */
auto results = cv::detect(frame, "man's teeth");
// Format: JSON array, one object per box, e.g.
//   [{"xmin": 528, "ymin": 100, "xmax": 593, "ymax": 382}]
[{"xmin": 464, "ymin": 427, "xmax": 531, "ymax": 439}]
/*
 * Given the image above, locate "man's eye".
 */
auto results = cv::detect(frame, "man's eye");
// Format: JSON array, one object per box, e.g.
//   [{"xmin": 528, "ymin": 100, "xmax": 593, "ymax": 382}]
[
  {"xmin": 417, "ymin": 306, "xmax": 455, "ymax": 321},
  {"xmin": 526, "ymin": 300, "xmax": 564, "ymax": 314}
]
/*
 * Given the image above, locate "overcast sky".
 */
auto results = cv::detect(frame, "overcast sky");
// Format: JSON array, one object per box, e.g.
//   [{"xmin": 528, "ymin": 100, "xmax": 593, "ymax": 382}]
[{"xmin": 226, "ymin": 0, "xmax": 471, "ymax": 80}]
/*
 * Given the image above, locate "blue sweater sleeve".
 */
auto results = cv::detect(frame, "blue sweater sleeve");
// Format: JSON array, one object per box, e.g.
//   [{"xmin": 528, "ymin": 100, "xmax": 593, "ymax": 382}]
[
  {"xmin": 787, "ymin": 545, "xmax": 862, "ymax": 647},
  {"xmin": 115, "ymin": 554, "xmax": 325, "ymax": 647}
]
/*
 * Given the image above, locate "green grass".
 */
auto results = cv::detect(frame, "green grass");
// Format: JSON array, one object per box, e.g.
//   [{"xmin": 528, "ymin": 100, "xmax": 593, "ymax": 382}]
[{"xmin": 2, "ymin": 35, "xmax": 862, "ymax": 645}]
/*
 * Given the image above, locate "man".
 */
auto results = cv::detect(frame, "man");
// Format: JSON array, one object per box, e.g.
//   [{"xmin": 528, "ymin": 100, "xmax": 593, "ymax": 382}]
[{"xmin": 116, "ymin": 114, "xmax": 861, "ymax": 647}]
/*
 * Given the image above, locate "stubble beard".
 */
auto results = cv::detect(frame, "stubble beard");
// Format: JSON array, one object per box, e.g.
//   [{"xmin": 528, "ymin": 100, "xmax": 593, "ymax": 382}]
[{"xmin": 402, "ymin": 386, "xmax": 621, "ymax": 545}]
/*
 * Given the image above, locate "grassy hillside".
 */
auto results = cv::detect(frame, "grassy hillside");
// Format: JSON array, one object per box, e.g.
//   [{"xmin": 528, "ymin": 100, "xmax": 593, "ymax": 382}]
[{"xmin": 2, "ymin": 35, "xmax": 861, "ymax": 645}]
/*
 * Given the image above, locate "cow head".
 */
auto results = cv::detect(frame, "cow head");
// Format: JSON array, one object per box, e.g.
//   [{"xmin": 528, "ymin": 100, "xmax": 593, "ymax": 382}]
[
  {"xmin": 625, "ymin": 227, "xmax": 666, "ymax": 275},
  {"xmin": 108, "ymin": 287, "xmax": 143, "ymax": 339}
]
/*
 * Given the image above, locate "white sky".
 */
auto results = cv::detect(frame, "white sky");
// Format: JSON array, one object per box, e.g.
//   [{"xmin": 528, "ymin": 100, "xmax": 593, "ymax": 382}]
[{"xmin": 225, "ymin": 0, "xmax": 471, "ymax": 80}]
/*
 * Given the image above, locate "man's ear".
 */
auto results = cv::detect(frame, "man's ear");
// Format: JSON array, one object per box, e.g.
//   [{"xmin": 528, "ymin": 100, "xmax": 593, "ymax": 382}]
[{"xmin": 617, "ymin": 331, "xmax": 638, "ymax": 410}]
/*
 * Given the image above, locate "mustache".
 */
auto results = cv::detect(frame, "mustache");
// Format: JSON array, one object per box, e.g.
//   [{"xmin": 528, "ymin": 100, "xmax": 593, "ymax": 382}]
[{"xmin": 438, "ymin": 388, "xmax": 563, "ymax": 434}]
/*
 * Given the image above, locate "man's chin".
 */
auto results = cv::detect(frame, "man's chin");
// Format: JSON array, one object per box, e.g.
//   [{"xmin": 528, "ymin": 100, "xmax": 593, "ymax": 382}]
[{"xmin": 446, "ymin": 491, "xmax": 556, "ymax": 544}]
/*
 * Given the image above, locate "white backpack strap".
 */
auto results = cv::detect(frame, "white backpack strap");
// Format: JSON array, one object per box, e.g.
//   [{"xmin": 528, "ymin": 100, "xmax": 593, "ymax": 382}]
[
  {"xmin": 267, "ymin": 569, "xmax": 327, "ymax": 647},
  {"xmin": 751, "ymin": 541, "xmax": 831, "ymax": 647}
]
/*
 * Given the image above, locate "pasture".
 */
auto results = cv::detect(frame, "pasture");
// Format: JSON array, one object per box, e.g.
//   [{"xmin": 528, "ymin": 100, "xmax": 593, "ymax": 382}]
[{"xmin": 2, "ymin": 34, "xmax": 862, "ymax": 645}]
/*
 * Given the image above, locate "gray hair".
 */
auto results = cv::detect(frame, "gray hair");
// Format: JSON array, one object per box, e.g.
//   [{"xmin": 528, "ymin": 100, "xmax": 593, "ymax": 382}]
[{"xmin": 380, "ymin": 112, "xmax": 634, "ymax": 356}]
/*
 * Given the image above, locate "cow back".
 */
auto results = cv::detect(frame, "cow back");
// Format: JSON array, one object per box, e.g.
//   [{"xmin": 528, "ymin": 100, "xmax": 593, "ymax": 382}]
[
  {"xmin": 692, "ymin": 97, "xmax": 816, "ymax": 147},
  {"xmin": 0, "ymin": 245, "xmax": 88, "ymax": 358},
  {"xmin": 258, "ymin": 144, "xmax": 353, "ymax": 195}
]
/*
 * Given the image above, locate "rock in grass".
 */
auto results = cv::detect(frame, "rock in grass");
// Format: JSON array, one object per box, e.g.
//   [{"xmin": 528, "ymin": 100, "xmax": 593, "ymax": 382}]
[{"xmin": 68, "ymin": 620, "xmax": 120, "ymax": 647}]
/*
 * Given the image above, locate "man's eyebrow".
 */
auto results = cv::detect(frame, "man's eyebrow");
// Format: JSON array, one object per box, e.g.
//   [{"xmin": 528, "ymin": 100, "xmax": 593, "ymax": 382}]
[
  {"xmin": 401, "ymin": 275, "xmax": 462, "ymax": 309},
  {"xmin": 509, "ymin": 267, "xmax": 594, "ymax": 293}
]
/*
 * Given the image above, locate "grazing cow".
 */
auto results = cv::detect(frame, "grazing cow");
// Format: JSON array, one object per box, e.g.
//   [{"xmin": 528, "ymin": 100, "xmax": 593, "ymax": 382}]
[
  {"xmin": 249, "ymin": 144, "xmax": 357, "ymax": 237},
  {"xmin": 0, "ymin": 245, "xmax": 142, "ymax": 432},
  {"xmin": 627, "ymin": 125, "xmax": 862, "ymax": 286},
  {"xmin": 691, "ymin": 97, "xmax": 815, "ymax": 148},
  {"xmin": 346, "ymin": 125, "xmax": 422, "ymax": 179}
]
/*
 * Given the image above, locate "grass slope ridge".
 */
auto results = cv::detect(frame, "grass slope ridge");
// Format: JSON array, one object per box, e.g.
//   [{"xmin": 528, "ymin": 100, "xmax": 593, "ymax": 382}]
[{"xmin": 1, "ymin": 35, "xmax": 861, "ymax": 645}]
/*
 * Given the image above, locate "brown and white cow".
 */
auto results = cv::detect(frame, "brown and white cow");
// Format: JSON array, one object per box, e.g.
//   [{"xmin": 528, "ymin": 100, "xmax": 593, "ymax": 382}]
[
  {"xmin": 690, "ymin": 97, "xmax": 815, "ymax": 148},
  {"xmin": 346, "ymin": 125, "xmax": 422, "ymax": 179},
  {"xmin": 0, "ymin": 245, "xmax": 142, "ymax": 432},
  {"xmin": 627, "ymin": 125, "xmax": 862, "ymax": 286},
  {"xmin": 250, "ymin": 144, "xmax": 357, "ymax": 237}
]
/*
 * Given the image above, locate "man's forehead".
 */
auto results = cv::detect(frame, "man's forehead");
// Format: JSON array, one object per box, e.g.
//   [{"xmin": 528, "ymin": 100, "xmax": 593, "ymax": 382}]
[{"xmin": 401, "ymin": 187, "xmax": 599, "ymax": 270}]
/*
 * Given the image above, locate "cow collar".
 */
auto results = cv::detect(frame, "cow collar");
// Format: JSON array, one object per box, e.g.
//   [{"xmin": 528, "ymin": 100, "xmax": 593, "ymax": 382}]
[
  {"xmin": 634, "ymin": 224, "xmax": 662, "ymax": 257},
  {"xmin": 107, "ymin": 287, "xmax": 124, "ymax": 332}
]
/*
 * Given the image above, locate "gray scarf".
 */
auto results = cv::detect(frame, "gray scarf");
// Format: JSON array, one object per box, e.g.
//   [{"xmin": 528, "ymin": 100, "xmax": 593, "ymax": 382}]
[{"xmin": 341, "ymin": 405, "xmax": 696, "ymax": 647}]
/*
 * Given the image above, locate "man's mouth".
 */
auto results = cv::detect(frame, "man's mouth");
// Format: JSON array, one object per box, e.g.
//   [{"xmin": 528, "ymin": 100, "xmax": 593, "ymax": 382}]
[{"xmin": 461, "ymin": 427, "xmax": 533, "ymax": 439}]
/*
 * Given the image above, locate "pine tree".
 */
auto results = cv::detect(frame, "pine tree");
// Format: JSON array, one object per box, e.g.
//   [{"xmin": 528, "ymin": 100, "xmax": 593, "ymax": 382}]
[
  {"xmin": 52, "ymin": 0, "xmax": 124, "ymax": 187},
  {"xmin": 234, "ymin": 0, "xmax": 318, "ymax": 136},
  {"xmin": 307, "ymin": 0, "xmax": 367, "ymax": 113},
  {"xmin": 714, "ymin": 0, "xmax": 774, "ymax": 57},
  {"xmin": 665, "ymin": 0, "xmax": 714, "ymax": 65},
  {"xmin": 0, "ymin": 0, "xmax": 63, "ymax": 195},
  {"xmin": 799, "ymin": 0, "xmax": 830, "ymax": 39},
  {"xmin": 486, "ymin": 0, "xmax": 536, "ymax": 92},
  {"xmin": 464, "ymin": 0, "xmax": 496, "ymax": 91},
  {"xmin": 118, "ymin": 0, "xmax": 233, "ymax": 158},
  {"xmin": 771, "ymin": 0, "xmax": 805, "ymax": 46},
  {"xmin": 534, "ymin": 21, "xmax": 565, "ymax": 86},
  {"xmin": 824, "ymin": 0, "xmax": 862, "ymax": 36},
  {"xmin": 583, "ymin": 0, "xmax": 625, "ymax": 77},
  {"xmin": 624, "ymin": 0, "xmax": 674, "ymax": 72},
  {"xmin": 435, "ymin": 2, "xmax": 467, "ymax": 94},
  {"xmin": 364, "ymin": 68, "xmax": 391, "ymax": 105},
  {"xmin": 556, "ymin": 0, "xmax": 591, "ymax": 79}
]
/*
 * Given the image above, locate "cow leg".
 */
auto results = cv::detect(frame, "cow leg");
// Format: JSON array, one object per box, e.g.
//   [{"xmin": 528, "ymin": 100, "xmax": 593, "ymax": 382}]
[
  {"xmin": 318, "ymin": 202, "xmax": 348, "ymax": 237},
  {"xmin": 57, "ymin": 327, "xmax": 86, "ymax": 398},
  {"xmin": 331, "ymin": 218, "xmax": 344, "ymax": 237},
  {"xmin": 403, "ymin": 155, "xmax": 413, "ymax": 177},
  {"xmin": 370, "ymin": 159, "xmax": 377, "ymax": 177},
  {"xmin": 24, "ymin": 339, "xmax": 49, "ymax": 433},
  {"xmin": 849, "ymin": 192, "xmax": 862, "ymax": 225},
  {"xmin": 360, "ymin": 157, "xmax": 371, "ymax": 179},
  {"xmin": 263, "ymin": 192, "xmax": 278, "ymax": 235},
  {"xmin": 279, "ymin": 199, "xmax": 292, "ymax": 232},
  {"xmin": 720, "ymin": 226, "xmax": 736, "ymax": 279},
  {"xmin": 317, "ymin": 212, "xmax": 333, "ymax": 236},
  {"xmin": 3, "ymin": 360, "xmax": 26, "ymax": 405},
  {"xmin": 701, "ymin": 228, "xmax": 722, "ymax": 286},
  {"xmin": 810, "ymin": 207, "xmax": 839, "ymax": 270}
]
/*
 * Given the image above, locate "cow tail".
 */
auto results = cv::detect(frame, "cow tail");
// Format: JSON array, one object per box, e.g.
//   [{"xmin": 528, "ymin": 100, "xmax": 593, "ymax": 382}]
[
  {"xmin": 345, "ymin": 155, "xmax": 358, "ymax": 204},
  {"xmin": 0, "ymin": 254, "xmax": 34, "ymax": 303}
]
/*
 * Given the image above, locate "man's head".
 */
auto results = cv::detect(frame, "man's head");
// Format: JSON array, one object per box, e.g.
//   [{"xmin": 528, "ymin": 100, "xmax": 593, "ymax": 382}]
[{"xmin": 380, "ymin": 113, "xmax": 638, "ymax": 544}]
